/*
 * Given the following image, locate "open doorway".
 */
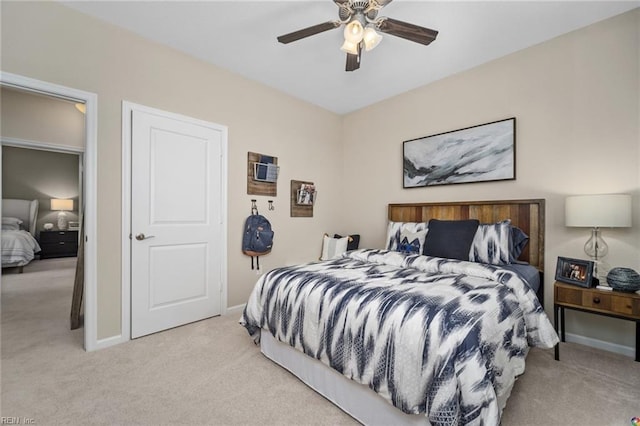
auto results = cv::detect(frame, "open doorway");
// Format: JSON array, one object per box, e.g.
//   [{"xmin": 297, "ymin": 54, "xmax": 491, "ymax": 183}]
[
  {"xmin": 1, "ymin": 86, "xmax": 85, "ymax": 347},
  {"xmin": 0, "ymin": 72, "xmax": 97, "ymax": 351}
]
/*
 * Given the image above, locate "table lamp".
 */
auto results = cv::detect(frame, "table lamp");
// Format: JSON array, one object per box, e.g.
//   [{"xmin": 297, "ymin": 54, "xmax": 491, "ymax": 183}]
[
  {"xmin": 565, "ymin": 194, "xmax": 632, "ymax": 281},
  {"xmin": 51, "ymin": 199, "xmax": 74, "ymax": 231}
]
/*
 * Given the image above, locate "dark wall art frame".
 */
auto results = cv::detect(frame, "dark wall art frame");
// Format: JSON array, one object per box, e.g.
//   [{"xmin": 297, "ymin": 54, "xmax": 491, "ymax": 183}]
[
  {"xmin": 555, "ymin": 256, "xmax": 594, "ymax": 288},
  {"xmin": 403, "ymin": 117, "xmax": 516, "ymax": 188}
]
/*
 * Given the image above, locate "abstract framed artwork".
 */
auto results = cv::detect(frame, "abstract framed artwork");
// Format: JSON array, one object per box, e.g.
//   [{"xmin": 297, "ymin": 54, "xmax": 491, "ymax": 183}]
[{"xmin": 403, "ymin": 117, "xmax": 516, "ymax": 188}]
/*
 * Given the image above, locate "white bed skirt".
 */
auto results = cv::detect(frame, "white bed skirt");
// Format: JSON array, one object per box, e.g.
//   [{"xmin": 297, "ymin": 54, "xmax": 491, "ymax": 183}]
[{"xmin": 260, "ymin": 329, "xmax": 428, "ymax": 426}]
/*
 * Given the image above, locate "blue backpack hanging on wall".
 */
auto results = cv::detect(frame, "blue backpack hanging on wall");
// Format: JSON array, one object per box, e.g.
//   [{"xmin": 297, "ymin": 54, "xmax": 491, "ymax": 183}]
[{"xmin": 242, "ymin": 202, "xmax": 273, "ymax": 270}]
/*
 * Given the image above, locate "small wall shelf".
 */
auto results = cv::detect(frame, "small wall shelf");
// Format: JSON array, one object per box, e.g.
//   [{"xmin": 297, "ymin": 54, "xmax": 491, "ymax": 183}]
[{"xmin": 247, "ymin": 151, "xmax": 277, "ymax": 196}]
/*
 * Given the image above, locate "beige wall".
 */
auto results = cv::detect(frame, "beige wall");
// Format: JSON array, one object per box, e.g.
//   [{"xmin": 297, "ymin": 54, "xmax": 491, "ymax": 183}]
[
  {"xmin": 1, "ymin": 1, "xmax": 343, "ymax": 339},
  {"xmin": 1, "ymin": 87, "xmax": 85, "ymax": 149},
  {"xmin": 2, "ymin": 146, "xmax": 80, "ymax": 233},
  {"xmin": 342, "ymin": 10, "xmax": 640, "ymax": 348}
]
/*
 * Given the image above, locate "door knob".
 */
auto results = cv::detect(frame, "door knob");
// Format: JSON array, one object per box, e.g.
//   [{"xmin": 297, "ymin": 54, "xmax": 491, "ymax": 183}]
[{"xmin": 135, "ymin": 233, "xmax": 154, "ymax": 241}]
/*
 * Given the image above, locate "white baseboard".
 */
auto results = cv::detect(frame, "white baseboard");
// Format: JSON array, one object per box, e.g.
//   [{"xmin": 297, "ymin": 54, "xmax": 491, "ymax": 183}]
[
  {"xmin": 90, "ymin": 306, "xmax": 246, "ymax": 351},
  {"xmin": 225, "ymin": 304, "xmax": 246, "ymax": 315},
  {"xmin": 565, "ymin": 332, "xmax": 635, "ymax": 359},
  {"xmin": 93, "ymin": 334, "xmax": 127, "ymax": 351}
]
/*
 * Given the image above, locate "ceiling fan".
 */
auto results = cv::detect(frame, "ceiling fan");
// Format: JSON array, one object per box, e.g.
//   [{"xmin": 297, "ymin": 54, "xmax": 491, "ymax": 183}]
[{"xmin": 277, "ymin": 0, "xmax": 439, "ymax": 72}]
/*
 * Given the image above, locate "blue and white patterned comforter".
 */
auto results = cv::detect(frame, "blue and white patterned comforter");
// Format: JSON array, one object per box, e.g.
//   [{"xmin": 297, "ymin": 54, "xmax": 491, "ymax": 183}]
[{"xmin": 241, "ymin": 249, "xmax": 559, "ymax": 425}]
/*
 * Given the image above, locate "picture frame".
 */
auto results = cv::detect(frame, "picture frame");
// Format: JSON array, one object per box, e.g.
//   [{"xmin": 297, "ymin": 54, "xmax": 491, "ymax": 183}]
[
  {"xmin": 555, "ymin": 256, "xmax": 594, "ymax": 288},
  {"xmin": 403, "ymin": 117, "xmax": 516, "ymax": 188},
  {"xmin": 296, "ymin": 183, "xmax": 316, "ymax": 205}
]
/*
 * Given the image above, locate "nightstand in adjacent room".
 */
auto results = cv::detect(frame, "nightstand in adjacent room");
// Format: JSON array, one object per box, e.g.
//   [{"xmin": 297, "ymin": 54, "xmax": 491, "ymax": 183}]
[
  {"xmin": 554, "ymin": 281, "xmax": 640, "ymax": 362},
  {"xmin": 39, "ymin": 230, "xmax": 79, "ymax": 259}
]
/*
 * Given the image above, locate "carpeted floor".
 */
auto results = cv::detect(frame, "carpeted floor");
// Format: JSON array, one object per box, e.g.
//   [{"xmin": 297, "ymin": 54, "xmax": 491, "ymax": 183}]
[{"xmin": 1, "ymin": 259, "xmax": 639, "ymax": 425}]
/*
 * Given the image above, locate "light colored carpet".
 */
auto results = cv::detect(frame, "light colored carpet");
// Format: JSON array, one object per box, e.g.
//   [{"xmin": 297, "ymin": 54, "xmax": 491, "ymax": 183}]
[{"xmin": 2, "ymin": 259, "xmax": 639, "ymax": 425}]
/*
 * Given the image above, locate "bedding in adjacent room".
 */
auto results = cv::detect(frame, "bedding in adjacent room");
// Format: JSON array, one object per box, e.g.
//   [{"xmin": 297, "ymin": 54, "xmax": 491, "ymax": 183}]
[
  {"xmin": 2, "ymin": 199, "xmax": 40, "ymax": 268},
  {"xmin": 241, "ymin": 249, "xmax": 558, "ymax": 425},
  {"xmin": 2, "ymin": 230, "xmax": 41, "ymax": 267}
]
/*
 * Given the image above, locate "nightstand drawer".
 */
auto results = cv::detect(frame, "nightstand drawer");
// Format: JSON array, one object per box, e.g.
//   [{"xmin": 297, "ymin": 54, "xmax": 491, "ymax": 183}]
[
  {"xmin": 555, "ymin": 285, "xmax": 583, "ymax": 305},
  {"xmin": 611, "ymin": 295, "xmax": 640, "ymax": 317},
  {"xmin": 581, "ymin": 291, "xmax": 611, "ymax": 311},
  {"xmin": 40, "ymin": 241, "xmax": 78, "ymax": 254},
  {"xmin": 39, "ymin": 231, "xmax": 78, "ymax": 243}
]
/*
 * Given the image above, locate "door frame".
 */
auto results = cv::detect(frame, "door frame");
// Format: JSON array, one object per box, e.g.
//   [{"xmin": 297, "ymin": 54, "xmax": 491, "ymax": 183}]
[
  {"xmin": 0, "ymin": 71, "xmax": 99, "ymax": 351},
  {"xmin": 121, "ymin": 101, "xmax": 228, "ymax": 341}
]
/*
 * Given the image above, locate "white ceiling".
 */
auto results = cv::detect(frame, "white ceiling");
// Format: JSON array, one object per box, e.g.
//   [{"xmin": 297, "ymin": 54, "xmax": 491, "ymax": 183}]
[{"xmin": 61, "ymin": 1, "xmax": 638, "ymax": 114}]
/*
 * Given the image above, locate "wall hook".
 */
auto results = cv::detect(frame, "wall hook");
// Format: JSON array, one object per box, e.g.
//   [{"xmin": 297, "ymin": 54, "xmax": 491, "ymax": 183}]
[
  {"xmin": 268, "ymin": 200, "xmax": 274, "ymax": 211},
  {"xmin": 251, "ymin": 199, "xmax": 258, "ymax": 215}
]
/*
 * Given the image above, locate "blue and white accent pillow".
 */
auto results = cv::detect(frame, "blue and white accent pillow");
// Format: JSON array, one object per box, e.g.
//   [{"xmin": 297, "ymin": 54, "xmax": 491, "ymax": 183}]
[
  {"xmin": 398, "ymin": 229, "xmax": 428, "ymax": 254},
  {"xmin": 385, "ymin": 221, "xmax": 428, "ymax": 251},
  {"xmin": 469, "ymin": 220, "xmax": 511, "ymax": 265}
]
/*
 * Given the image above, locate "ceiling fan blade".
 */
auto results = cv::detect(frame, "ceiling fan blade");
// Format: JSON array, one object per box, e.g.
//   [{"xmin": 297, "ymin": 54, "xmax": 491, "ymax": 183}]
[
  {"xmin": 345, "ymin": 44, "xmax": 361, "ymax": 72},
  {"xmin": 277, "ymin": 21, "xmax": 340, "ymax": 44},
  {"xmin": 378, "ymin": 17, "xmax": 438, "ymax": 46}
]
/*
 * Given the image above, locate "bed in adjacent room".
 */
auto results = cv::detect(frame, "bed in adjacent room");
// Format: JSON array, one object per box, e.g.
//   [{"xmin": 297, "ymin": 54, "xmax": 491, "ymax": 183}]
[
  {"xmin": 241, "ymin": 199, "xmax": 559, "ymax": 426},
  {"xmin": 2, "ymin": 199, "xmax": 41, "ymax": 272}
]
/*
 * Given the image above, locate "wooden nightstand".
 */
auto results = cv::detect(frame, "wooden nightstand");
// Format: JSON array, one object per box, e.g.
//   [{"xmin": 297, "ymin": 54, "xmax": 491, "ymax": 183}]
[
  {"xmin": 39, "ymin": 230, "xmax": 79, "ymax": 259},
  {"xmin": 554, "ymin": 281, "xmax": 640, "ymax": 362}
]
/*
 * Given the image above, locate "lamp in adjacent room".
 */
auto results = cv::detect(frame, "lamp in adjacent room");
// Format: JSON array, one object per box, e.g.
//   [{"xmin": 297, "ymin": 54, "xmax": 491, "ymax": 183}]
[
  {"xmin": 565, "ymin": 194, "xmax": 632, "ymax": 281},
  {"xmin": 51, "ymin": 199, "xmax": 74, "ymax": 231}
]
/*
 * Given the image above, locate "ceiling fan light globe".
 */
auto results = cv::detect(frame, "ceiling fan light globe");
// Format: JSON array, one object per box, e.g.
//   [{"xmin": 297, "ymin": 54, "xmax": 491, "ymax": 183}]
[
  {"xmin": 340, "ymin": 39, "xmax": 359, "ymax": 55},
  {"xmin": 363, "ymin": 27, "xmax": 382, "ymax": 51},
  {"xmin": 343, "ymin": 20, "xmax": 364, "ymax": 43}
]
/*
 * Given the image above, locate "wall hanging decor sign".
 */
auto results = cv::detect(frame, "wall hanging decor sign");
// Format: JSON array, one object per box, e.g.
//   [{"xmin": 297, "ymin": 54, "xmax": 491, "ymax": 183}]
[
  {"xmin": 403, "ymin": 117, "xmax": 516, "ymax": 188},
  {"xmin": 247, "ymin": 152, "xmax": 278, "ymax": 196},
  {"xmin": 290, "ymin": 180, "xmax": 315, "ymax": 217}
]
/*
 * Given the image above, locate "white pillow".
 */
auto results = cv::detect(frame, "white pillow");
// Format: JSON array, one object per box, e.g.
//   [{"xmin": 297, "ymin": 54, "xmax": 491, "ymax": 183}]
[
  {"xmin": 398, "ymin": 229, "xmax": 428, "ymax": 254},
  {"xmin": 320, "ymin": 235, "xmax": 349, "ymax": 261},
  {"xmin": 2, "ymin": 217, "xmax": 23, "ymax": 231}
]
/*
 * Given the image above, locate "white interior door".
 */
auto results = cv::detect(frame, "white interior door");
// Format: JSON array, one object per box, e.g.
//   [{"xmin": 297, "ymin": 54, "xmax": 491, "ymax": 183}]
[{"xmin": 131, "ymin": 108, "xmax": 224, "ymax": 338}]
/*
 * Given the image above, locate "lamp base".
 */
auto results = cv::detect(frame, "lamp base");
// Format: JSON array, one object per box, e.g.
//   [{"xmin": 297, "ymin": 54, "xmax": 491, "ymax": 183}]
[
  {"xmin": 584, "ymin": 227, "xmax": 610, "ymax": 281},
  {"xmin": 57, "ymin": 211, "xmax": 68, "ymax": 230}
]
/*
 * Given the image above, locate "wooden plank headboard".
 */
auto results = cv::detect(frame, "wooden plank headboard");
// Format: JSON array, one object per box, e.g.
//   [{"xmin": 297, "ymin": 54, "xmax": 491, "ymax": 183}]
[{"xmin": 388, "ymin": 199, "xmax": 545, "ymax": 271}]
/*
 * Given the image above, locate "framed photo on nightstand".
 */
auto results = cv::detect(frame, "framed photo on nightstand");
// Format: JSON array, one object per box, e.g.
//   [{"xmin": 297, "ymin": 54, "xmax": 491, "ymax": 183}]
[{"xmin": 555, "ymin": 256, "xmax": 594, "ymax": 288}]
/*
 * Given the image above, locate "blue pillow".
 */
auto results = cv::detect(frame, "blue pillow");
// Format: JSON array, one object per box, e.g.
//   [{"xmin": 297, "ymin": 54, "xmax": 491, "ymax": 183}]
[{"xmin": 423, "ymin": 219, "xmax": 479, "ymax": 260}]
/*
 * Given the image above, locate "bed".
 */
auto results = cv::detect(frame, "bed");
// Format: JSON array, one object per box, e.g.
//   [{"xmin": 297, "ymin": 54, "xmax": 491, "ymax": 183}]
[
  {"xmin": 241, "ymin": 199, "xmax": 559, "ymax": 425},
  {"xmin": 2, "ymin": 198, "xmax": 41, "ymax": 272}
]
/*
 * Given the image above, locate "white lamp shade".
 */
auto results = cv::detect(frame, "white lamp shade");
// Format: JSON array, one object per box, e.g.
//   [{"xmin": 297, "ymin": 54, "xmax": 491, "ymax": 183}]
[
  {"xmin": 363, "ymin": 27, "xmax": 382, "ymax": 51},
  {"xmin": 51, "ymin": 198, "xmax": 74, "ymax": 211},
  {"xmin": 343, "ymin": 20, "xmax": 364, "ymax": 43},
  {"xmin": 340, "ymin": 39, "xmax": 359, "ymax": 55},
  {"xmin": 565, "ymin": 194, "xmax": 631, "ymax": 227}
]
